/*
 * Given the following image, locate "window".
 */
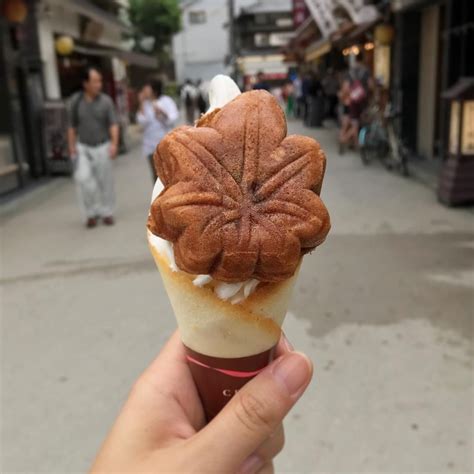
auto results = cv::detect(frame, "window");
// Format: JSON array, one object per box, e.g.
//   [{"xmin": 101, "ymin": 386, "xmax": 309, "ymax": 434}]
[
  {"xmin": 276, "ymin": 17, "xmax": 293, "ymax": 27},
  {"xmin": 254, "ymin": 14, "xmax": 268, "ymax": 25},
  {"xmin": 255, "ymin": 32, "xmax": 293, "ymax": 47},
  {"xmin": 255, "ymin": 33, "xmax": 270, "ymax": 47},
  {"xmin": 189, "ymin": 10, "xmax": 206, "ymax": 24}
]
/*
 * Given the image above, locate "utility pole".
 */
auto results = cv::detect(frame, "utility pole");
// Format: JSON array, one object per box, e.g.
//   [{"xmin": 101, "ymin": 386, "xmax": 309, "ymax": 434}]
[{"xmin": 228, "ymin": 0, "xmax": 236, "ymax": 80}]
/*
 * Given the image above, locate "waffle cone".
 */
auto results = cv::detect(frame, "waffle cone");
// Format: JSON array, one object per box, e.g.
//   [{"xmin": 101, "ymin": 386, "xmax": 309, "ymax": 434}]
[
  {"xmin": 148, "ymin": 231, "xmax": 298, "ymax": 419},
  {"xmin": 148, "ymin": 232, "xmax": 298, "ymax": 358}
]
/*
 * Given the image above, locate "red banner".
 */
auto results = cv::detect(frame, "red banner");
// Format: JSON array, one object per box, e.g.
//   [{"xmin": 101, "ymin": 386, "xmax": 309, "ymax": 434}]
[{"xmin": 293, "ymin": 0, "xmax": 309, "ymax": 28}]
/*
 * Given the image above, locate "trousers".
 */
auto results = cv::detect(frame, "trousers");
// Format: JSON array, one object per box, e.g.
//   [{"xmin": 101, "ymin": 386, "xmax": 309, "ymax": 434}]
[{"xmin": 74, "ymin": 142, "xmax": 115, "ymax": 219}]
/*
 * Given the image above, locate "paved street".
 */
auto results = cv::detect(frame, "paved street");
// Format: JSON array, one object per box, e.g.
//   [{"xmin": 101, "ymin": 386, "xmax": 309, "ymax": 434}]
[{"xmin": 1, "ymin": 120, "xmax": 473, "ymax": 473}]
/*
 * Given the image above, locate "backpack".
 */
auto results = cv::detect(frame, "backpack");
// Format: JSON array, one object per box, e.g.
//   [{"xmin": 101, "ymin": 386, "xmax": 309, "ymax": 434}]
[
  {"xmin": 70, "ymin": 92, "xmax": 83, "ymax": 127},
  {"xmin": 349, "ymin": 79, "xmax": 366, "ymax": 105}
]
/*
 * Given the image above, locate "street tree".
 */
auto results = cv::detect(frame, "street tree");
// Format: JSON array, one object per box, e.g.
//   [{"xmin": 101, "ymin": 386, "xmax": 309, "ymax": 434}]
[{"xmin": 129, "ymin": 0, "xmax": 180, "ymax": 54}]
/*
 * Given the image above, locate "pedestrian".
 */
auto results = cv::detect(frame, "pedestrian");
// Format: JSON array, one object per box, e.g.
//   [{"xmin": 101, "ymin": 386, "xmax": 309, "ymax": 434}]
[
  {"xmin": 195, "ymin": 79, "xmax": 208, "ymax": 116},
  {"xmin": 338, "ymin": 76, "xmax": 352, "ymax": 152},
  {"xmin": 322, "ymin": 68, "xmax": 339, "ymax": 119},
  {"xmin": 284, "ymin": 80, "xmax": 295, "ymax": 118},
  {"xmin": 253, "ymin": 71, "xmax": 270, "ymax": 91},
  {"xmin": 67, "ymin": 66, "xmax": 119, "ymax": 228},
  {"xmin": 301, "ymin": 72, "xmax": 311, "ymax": 122},
  {"xmin": 338, "ymin": 56, "xmax": 371, "ymax": 153},
  {"xmin": 136, "ymin": 79, "xmax": 179, "ymax": 182},
  {"xmin": 293, "ymin": 72, "xmax": 304, "ymax": 118},
  {"xmin": 90, "ymin": 331, "xmax": 312, "ymax": 473},
  {"xmin": 305, "ymin": 72, "xmax": 324, "ymax": 127},
  {"xmin": 181, "ymin": 79, "xmax": 197, "ymax": 124}
]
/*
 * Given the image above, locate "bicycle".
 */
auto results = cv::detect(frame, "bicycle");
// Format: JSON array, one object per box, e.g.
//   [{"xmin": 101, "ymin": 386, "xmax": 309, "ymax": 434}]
[
  {"xmin": 358, "ymin": 103, "xmax": 388, "ymax": 165},
  {"xmin": 359, "ymin": 105, "xmax": 409, "ymax": 177},
  {"xmin": 384, "ymin": 111, "xmax": 409, "ymax": 176}
]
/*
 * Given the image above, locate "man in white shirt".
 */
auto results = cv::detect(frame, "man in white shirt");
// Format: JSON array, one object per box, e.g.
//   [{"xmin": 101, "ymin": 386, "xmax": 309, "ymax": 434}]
[{"xmin": 136, "ymin": 79, "xmax": 179, "ymax": 181}]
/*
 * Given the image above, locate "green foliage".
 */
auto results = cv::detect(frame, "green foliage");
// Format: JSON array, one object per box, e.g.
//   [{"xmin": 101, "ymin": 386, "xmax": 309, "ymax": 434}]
[
  {"xmin": 164, "ymin": 82, "xmax": 178, "ymax": 98},
  {"xmin": 129, "ymin": 0, "xmax": 181, "ymax": 53}
]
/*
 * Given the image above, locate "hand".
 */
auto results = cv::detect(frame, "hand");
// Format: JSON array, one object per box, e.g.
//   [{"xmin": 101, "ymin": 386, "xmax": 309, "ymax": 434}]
[
  {"xmin": 91, "ymin": 331, "xmax": 312, "ymax": 473},
  {"xmin": 153, "ymin": 103, "xmax": 167, "ymax": 120},
  {"xmin": 109, "ymin": 143, "xmax": 118, "ymax": 159}
]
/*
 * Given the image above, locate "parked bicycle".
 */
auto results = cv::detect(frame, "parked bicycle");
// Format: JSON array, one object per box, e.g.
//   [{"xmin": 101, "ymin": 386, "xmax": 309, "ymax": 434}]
[{"xmin": 359, "ymin": 98, "xmax": 409, "ymax": 176}]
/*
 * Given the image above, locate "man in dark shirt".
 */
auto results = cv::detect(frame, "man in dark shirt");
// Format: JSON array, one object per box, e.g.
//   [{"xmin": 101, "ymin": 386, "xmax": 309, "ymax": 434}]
[
  {"xmin": 253, "ymin": 71, "xmax": 270, "ymax": 91},
  {"xmin": 68, "ymin": 66, "xmax": 119, "ymax": 228}
]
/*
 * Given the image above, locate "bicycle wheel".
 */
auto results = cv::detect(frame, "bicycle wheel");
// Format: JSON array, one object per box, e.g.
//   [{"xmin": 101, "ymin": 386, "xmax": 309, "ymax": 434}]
[
  {"xmin": 400, "ymin": 147, "xmax": 410, "ymax": 177},
  {"xmin": 359, "ymin": 127, "xmax": 370, "ymax": 164}
]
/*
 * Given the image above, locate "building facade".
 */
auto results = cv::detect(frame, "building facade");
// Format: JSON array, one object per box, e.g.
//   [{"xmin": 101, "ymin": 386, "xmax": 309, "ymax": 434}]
[
  {"xmin": 173, "ymin": 0, "xmax": 229, "ymax": 83},
  {"xmin": 0, "ymin": 0, "xmax": 156, "ymax": 194},
  {"xmin": 234, "ymin": 0, "xmax": 295, "ymax": 88}
]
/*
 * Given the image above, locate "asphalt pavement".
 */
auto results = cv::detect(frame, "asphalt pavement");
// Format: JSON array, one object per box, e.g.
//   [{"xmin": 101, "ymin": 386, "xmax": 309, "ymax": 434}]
[{"xmin": 1, "ymin": 119, "xmax": 473, "ymax": 473}]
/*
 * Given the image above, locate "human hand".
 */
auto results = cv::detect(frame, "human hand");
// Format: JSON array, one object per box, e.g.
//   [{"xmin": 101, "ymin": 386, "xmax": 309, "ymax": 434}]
[
  {"xmin": 108, "ymin": 143, "xmax": 118, "ymax": 159},
  {"xmin": 91, "ymin": 331, "xmax": 312, "ymax": 473},
  {"xmin": 153, "ymin": 103, "xmax": 167, "ymax": 120}
]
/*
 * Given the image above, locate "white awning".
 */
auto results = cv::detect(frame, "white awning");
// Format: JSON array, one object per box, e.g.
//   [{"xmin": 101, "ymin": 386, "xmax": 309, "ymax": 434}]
[{"xmin": 304, "ymin": 0, "xmax": 380, "ymax": 38}]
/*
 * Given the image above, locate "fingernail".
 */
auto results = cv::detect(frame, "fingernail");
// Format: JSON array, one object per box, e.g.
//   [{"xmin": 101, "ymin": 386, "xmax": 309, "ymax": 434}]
[
  {"xmin": 282, "ymin": 332, "xmax": 294, "ymax": 351},
  {"xmin": 271, "ymin": 352, "xmax": 312, "ymax": 397},
  {"xmin": 238, "ymin": 454, "xmax": 264, "ymax": 474}
]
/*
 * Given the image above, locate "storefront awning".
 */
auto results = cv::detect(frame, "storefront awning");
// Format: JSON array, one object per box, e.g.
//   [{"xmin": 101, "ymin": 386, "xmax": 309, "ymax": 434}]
[
  {"xmin": 305, "ymin": 40, "xmax": 331, "ymax": 62},
  {"xmin": 74, "ymin": 45, "xmax": 158, "ymax": 69},
  {"xmin": 237, "ymin": 54, "xmax": 291, "ymax": 76},
  {"xmin": 391, "ymin": 0, "xmax": 435, "ymax": 12},
  {"xmin": 332, "ymin": 18, "xmax": 381, "ymax": 48},
  {"xmin": 70, "ymin": 0, "xmax": 131, "ymax": 33}
]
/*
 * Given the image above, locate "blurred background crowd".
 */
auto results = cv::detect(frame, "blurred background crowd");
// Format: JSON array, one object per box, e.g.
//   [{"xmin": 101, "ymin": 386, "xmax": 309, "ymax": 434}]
[{"xmin": 0, "ymin": 0, "xmax": 473, "ymax": 205}]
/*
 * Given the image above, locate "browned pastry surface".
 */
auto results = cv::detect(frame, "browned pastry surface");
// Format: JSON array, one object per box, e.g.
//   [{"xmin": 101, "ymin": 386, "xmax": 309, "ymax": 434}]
[{"xmin": 148, "ymin": 90, "xmax": 330, "ymax": 282}]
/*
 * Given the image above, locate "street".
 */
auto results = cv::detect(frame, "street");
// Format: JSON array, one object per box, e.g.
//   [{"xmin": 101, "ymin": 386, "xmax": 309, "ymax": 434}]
[{"xmin": 1, "ymin": 120, "xmax": 473, "ymax": 473}]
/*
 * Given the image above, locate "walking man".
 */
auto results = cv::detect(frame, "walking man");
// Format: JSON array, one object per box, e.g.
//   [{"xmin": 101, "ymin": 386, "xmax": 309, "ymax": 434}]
[{"xmin": 68, "ymin": 66, "xmax": 119, "ymax": 228}]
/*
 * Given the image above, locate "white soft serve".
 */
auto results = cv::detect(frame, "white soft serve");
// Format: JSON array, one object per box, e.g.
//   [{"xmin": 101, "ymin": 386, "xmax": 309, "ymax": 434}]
[{"xmin": 149, "ymin": 75, "xmax": 260, "ymax": 304}]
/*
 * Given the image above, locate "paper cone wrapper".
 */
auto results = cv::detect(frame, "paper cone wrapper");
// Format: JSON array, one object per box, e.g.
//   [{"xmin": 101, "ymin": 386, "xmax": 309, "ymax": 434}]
[{"xmin": 148, "ymin": 233, "xmax": 298, "ymax": 420}]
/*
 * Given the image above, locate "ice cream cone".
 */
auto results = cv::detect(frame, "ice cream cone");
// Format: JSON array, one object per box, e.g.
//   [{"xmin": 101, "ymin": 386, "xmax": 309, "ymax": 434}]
[
  {"xmin": 148, "ymin": 230, "xmax": 298, "ymax": 419},
  {"xmin": 145, "ymin": 75, "xmax": 329, "ymax": 420}
]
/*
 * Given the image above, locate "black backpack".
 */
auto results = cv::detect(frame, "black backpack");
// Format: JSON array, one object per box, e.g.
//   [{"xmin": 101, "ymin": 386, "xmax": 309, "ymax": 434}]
[{"xmin": 70, "ymin": 92, "xmax": 83, "ymax": 127}]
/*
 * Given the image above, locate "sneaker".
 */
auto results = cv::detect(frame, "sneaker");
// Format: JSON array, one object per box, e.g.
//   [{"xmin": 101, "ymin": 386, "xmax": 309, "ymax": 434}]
[
  {"xmin": 103, "ymin": 216, "xmax": 115, "ymax": 226},
  {"xmin": 86, "ymin": 217, "xmax": 98, "ymax": 228}
]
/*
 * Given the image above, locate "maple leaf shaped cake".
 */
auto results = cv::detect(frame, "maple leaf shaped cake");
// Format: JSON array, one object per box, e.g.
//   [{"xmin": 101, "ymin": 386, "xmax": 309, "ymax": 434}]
[{"xmin": 148, "ymin": 90, "xmax": 330, "ymax": 283}]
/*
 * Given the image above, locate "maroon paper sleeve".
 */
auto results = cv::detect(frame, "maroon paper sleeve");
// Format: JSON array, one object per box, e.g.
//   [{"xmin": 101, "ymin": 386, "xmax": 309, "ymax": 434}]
[{"xmin": 184, "ymin": 344, "xmax": 276, "ymax": 421}]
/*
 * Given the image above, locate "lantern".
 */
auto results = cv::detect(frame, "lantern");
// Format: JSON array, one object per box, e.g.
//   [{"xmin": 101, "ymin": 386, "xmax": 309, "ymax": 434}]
[
  {"xmin": 438, "ymin": 77, "xmax": 474, "ymax": 205},
  {"xmin": 1, "ymin": 0, "xmax": 27, "ymax": 23},
  {"xmin": 55, "ymin": 35, "xmax": 74, "ymax": 56},
  {"xmin": 374, "ymin": 24, "xmax": 394, "ymax": 46}
]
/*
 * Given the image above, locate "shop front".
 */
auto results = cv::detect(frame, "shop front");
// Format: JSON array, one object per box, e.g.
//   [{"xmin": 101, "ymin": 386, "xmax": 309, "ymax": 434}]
[{"xmin": 391, "ymin": 0, "xmax": 474, "ymax": 204}]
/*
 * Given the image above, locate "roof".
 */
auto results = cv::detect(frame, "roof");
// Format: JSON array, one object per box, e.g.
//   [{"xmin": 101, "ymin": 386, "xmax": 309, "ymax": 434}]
[
  {"xmin": 71, "ymin": 0, "xmax": 131, "ymax": 33},
  {"xmin": 241, "ymin": 0, "xmax": 292, "ymax": 14},
  {"xmin": 74, "ymin": 44, "xmax": 158, "ymax": 69}
]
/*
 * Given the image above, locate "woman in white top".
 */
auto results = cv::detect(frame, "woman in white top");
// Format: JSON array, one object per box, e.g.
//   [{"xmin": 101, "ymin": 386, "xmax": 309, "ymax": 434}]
[{"xmin": 136, "ymin": 79, "xmax": 179, "ymax": 181}]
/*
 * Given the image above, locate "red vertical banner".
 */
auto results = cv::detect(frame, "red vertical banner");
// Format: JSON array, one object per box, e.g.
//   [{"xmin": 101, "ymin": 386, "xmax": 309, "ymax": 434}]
[{"xmin": 293, "ymin": 0, "xmax": 310, "ymax": 28}]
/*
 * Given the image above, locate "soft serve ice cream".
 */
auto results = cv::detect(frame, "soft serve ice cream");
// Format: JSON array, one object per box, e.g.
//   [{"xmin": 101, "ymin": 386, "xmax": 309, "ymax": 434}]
[{"xmin": 146, "ymin": 75, "xmax": 330, "ymax": 419}]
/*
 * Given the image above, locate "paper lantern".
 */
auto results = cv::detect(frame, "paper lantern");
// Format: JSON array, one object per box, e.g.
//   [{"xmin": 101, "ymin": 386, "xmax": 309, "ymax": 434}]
[
  {"xmin": 55, "ymin": 35, "xmax": 74, "ymax": 56},
  {"xmin": 1, "ymin": 0, "xmax": 27, "ymax": 23},
  {"xmin": 374, "ymin": 24, "xmax": 394, "ymax": 45}
]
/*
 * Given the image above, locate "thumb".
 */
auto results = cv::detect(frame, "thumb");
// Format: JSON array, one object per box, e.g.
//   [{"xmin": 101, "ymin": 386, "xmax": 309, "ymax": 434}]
[{"xmin": 191, "ymin": 351, "xmax": 313, "ymax": 471}]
